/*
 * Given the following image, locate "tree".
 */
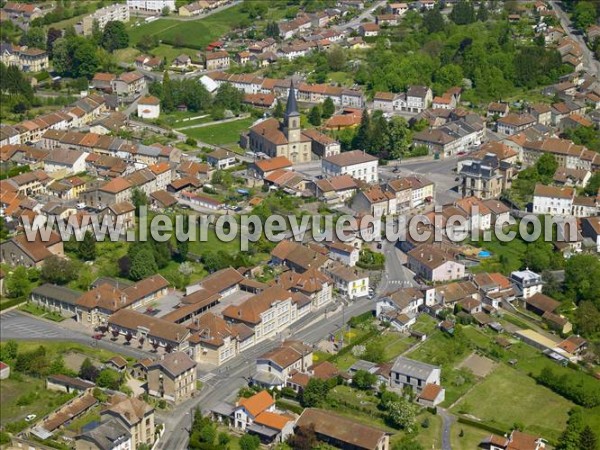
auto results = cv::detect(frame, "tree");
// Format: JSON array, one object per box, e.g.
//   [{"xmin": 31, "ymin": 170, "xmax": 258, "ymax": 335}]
[
  {"xmin": 392, "ymin": 440, "xmax": 424, "ymax": 450},
  {"xmin": 573, "ymin": 1, "xmax": 597, "ymax": 30},
  {"xmin": 5, "ymin": 266, "xmax": 32, "ymax": 298},
  {"xmin": 327, "ymin": 45, "xmax": 346, "ymax": 71},
  {"xmin": 536, "ymin": 153, "xmax": 558, "ymax": 181},
  {"xmin": 449, "ymin": 0, "xmax": 476, "ymax": 24},
  {"xmin": 322, "ymin": 96, "xmax": 335, "ymax": 118},
  {"xmin": 214, "ymin": 83, "xmax": 244, "ymax": 114},
  {"xmin": 161, "ymin": 71, "xmax": 175, "ymax": 111},
  {"xmin": 387, "ymin": 116, "xmax": 412, "ymax": 158},
  {"xmin": 78, "ymin": 230, "xmax": 96, "ymax": 261},
  {"xmin": 423, "ymin": 8, "xmax": 445, "ymax": 33},
  {"xmin": 79, "ymin": 357, "xmax": 100, "ymax": 381},
  {"xmin": 579, "ymin": 425, "xmax": 598, "ymax": 450},
  {"xmin": 289, "ymin": 424, "xmax": 317, "ymax": 450},
  {"xmin": 273, "ymin": 99, "xmax": 284, "ymax": 118},
  {"xmin": 46, "ymin": 27, "xmax": 62, "ymax": 55},
  {"xmin": 239, "ymin": 434, "xmax": 260, "ymax": 450},
  {"xmin": 353, "ymin": 109, "xmax": 371, "ymax": 151},
  {"xmin": 51, "ymin": 37, "xmax": 70, "ymax": 75},
  {"xmin": 131, "ymin": 188, "xmax": 148, "ymax": 217},
  {"xmin": 162, "ymin": 5, "xmax": 171, "ymax": 15},
  {"xmin": 476, "ymin": 2, "xmax": 488, "ymax": 21},
  {"xmin": 575, "ymin": 301, "xmax": 600, "ymax": 337},
  {"xmin": 129, "ymin": 246, "xmax": 158, "ymax": 281},
  {"xmin": 364, "ymin": 339, "xmax": 386, "ymax": 363},
  {"xmin": 301, "ymin": 378, "xmax": 329, "ymax": 407},
  {"xmin": 41, "ymin": 255, "xmax": 77, "ymax": 285},
  {"xmin": 96, "ymin": 368, "xmax": 122, "ymax": 390},
  {"xmin": 0, "ymin": 340, "xmax": 18, "ymax": 361},
  {"xmin": 49, "ymin": 355, "xmax": 68, "ymax": 375},
  {"xmin": 565, "ymin": 255, "xmax": 600, "ymax": 306},
  {"xmin": 265, "ymin": 21, "xmax": 280, "ymax": 39},
  {"xmin": 101, "ymin": 21, "xmax": 129, "ymax": 52},
  {"xmin": 308, "ymin": 105, "xmax": 322, "ymax": 126},
  {"xmin": 71, "ymin": 38, "xmax": 100, "ymax": 79},
  {"xmin": 20, "ymin": 26, "xmax": 46, "ymax": 49},
  {"xmin": 353, "ymin": 369, "xmax": 377, "ymax": 390},
  {"xmin": 387, "ymin": 398, "xmax": 419, "ymax": 432}
]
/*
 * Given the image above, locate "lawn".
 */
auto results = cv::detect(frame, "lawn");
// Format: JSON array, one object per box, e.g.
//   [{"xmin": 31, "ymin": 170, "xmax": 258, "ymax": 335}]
[
  {"xmin": 66, "ymin": 406, "xmax": 101, "ymax": 433},
  {"xmin": 128, "ymin": 4, "xmax": 248, "ymax": 49},
  {"xmin": 451, "ymin": 365, "xmax": 574, "ymax": 441},
  {"xmin": 415, "ymin": 412, "xmax": 443, "ymax": 450},
  {"xmin": 450, "ymin": 422, "xmax": 490, "ymax": 450},
  {"xmin": 0, "ymin": 375, "xmax": 76, "ymax": 428},
  {"xmin": 469, "ymin": 231, "xmax": 527, "ymax": 275},
  {"xmin": 406, "ymin": 329, "xmax": 471, "ymax": 367},
  {"xmin": 19, "ymin": 303, "xmax": 65, "ymax": 322},
  {"xmin": 182, "ymin": 117, "xmax": 255, "ymax": 146},
  {"xmin": 12, "ymin": 341, "xmax": 128, "ymax": 364}
]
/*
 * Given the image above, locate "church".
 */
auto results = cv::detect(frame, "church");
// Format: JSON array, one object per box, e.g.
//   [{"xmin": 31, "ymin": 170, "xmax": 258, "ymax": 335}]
[{"xmin": 246, "ymin": 81, "xmax": 338, "ymax": 164}]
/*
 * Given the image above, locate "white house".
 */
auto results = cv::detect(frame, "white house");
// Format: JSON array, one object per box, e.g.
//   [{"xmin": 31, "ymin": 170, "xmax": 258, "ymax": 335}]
[
  {"xmin": 44, "ymin": 149, "xmax": 88, "ymax": 175},
  {"xmin": 321, "ymin": 150, "xmax": 378, "ymax": 183},
  {"xmin": 510, "ymin": 269, "xmax": 543, "ymax": 299},
  {"xmin": 180, "ymin": 191, "xmax": 223, "ymax": 210},
  {"xmin": 206, "ymin": 149, "xmax": 237, "ymax": 170},
  {"xmin": 325, "ymin": 262, "xmax": 369, "ymax": 299},
  {"xmin": 390, "ymin": 356, "xmax": 441, "ymax": 394},
  {"xmin": 126, "ymin": 0, "xmax": 175, "ymax": 13},
  {"xmin": 532, "ymin": 184, "xmax": 575, "ymax": 216},
  {"xmin": 137, "ymin": 95, "xmax": 160, "ymax": 119}
]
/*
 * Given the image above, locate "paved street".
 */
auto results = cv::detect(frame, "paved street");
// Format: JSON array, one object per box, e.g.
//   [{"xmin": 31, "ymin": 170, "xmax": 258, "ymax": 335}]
[
  {"xmin": 551, "ymin": 1, "xmax": 600, "ymax": 77},
  {"xmin": 0, "ymin": 310, "xmax": 152, "ymax": 359}
]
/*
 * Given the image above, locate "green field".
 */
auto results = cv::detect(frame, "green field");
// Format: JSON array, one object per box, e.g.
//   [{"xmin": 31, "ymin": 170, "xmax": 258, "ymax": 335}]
[
  {"xmin": 450, "ymin": 422, "xmax": 490, "ymax": 450},
  {"xmin": 451, "ymin": 365, "xmax": 573, "ymax": 441},
  {"xmin": 129, "ymin": 4, "xmax": 248, "ymax": 49},
  {"xmin": 182, "ymin": 117, "xmax": 254, "ymax": 146}
]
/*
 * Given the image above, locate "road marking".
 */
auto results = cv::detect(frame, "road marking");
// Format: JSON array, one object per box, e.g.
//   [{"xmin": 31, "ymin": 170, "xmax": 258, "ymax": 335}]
[{"xmin": 199, "ymin": 373, "xmax": 216, "ymax": 383}]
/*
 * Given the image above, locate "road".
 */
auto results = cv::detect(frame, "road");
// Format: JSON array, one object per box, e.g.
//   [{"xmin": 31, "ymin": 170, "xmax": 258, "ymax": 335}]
[
  {"xmin": 439, "ymin": 408, "xmax": 456, "ymax": 450},
  {"xmin": 379, "ymin": 240, "xmax": 418, "ymax": 293},
  {"xmin": 0, "ymin": 310, "xmax": 152, "ymax": 359},
  {"xmin": 335, "ymin": 0, "xmax": 389, "ymax": 31},
  {"xmin": 550, "ymin": 1, "xmax": 600, "ymax": 77}
]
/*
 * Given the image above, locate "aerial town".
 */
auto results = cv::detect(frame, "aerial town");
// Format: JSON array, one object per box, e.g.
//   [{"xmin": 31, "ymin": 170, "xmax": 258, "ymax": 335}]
[{"xmin": 0, "ymin": 0, "xmax": 600, "ymax": 449}]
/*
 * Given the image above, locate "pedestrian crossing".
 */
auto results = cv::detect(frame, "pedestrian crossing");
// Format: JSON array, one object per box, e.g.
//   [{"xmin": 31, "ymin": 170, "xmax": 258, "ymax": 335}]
[{"xmin": 199, "ymin": 372, "xmax": 216, "ymax": 383}]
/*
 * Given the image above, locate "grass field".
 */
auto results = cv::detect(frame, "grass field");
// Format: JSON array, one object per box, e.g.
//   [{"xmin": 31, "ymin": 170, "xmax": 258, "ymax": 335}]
[
  {"xmin": 415, "ymin": 412, "xmax": 443, "ymax": 449},
  {"xmin": 0, "ymin": 375, "xmax": 76, "ymax": 427},
  {"xmin": 451, "ymin": 365, "xmax": 573, "ymax": 440},
  {"xmin": 129, "ymin": 4, "xmax": 248, "ymax": 49},
  {"xmin": 182, "ymin": 117, "xmax": 255, "ymax": 146},
  {"xmin": 450, "ymin": 422, "xmax": 490, "ymax": 450},
  {"xmin": 469, "ymin": 232, "xmax": 527, "ymax": 275}
]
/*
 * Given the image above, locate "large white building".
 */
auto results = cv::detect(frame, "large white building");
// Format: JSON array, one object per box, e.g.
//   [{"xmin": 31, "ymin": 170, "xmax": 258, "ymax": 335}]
[
  {"xmin": 126, "ymin": 0, "xmax": 175, "ymax": 13},
  {"xmin": 321, "ymin": 150, "xmax": 379, "ymax": 183},
  {"xmin": 532, "ymin": 184, "xmax": 575, "ymax": 216},
  {"xmin": 81, "ymin": 3, "xmax": 129, "ymax": 35}
]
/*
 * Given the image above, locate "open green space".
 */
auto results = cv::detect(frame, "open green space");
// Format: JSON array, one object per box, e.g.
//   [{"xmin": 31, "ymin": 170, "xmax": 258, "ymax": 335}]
[
  {"xmin": 450, "ymin": 422, "xmax": 490, "ymax": 450},
  {"xmin": 469, "ymin": 232, "xmax": 527, "ymax": 275},
  {"xmin": 451, "ymin": 365, "xmax": 573, "ymax": 441},
  {"xmin": 0, "ymin": 375, "xmax": 76, "ymax": 428},
  {"xmin": 414, "ymin": 412, "xmax": 443, "ymax": 450},
  {"xmin": 182, "ymin": 117, "xmax": 254, "ymax": 146},
  {"xmin": 129, "ymin": 4, "xmax": 248, "ymax": 49}
]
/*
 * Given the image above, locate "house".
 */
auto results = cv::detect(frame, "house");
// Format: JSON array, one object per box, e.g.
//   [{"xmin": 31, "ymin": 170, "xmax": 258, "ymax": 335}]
[
  {"xmin": 359, "ymin": 23, "xmax": 380, "ymax": 37},
  {"xmin": 102, "ymin": 201, "xmax": 135, "ymax": 232},
  {"xmin": 30, "ymin": 284, "xmax": 81, "ymax": 317},
  {"xmin": 100, "ymin": 395, "xmax": 155, "ymax": 450},
  {"xmin": 510, "ymin": 269, "xmax": 543, "ymax": 299},
  {"xmin": 148, "ymin": 352, "xmax": 197, "ymax": 404},
  {"xmin": 526, "ymin": 293, "xmax": 560, "ymax": 317},
  {"xmin": 528, "ymin": 103, "xmax": 552, "ymax": 126},
  {"xmin": 321, "ymin": 150, "xmax": 378, "ymax": 183},
  {"xmin": 106, "ymin": 356, "xmax": 128, "ymax": 372},
  {"xmin": 0, "ymin": 231, "xmax": 64, "ymax": 268},
  {"xmin": 412, "ymin": 117, "xmax": 484, "ymax": 157},
  {"xmin": 479, "ymin": 430, "xmax": 547, "ymax": 450},
  {"xmin": 135, "ymin": 54, "xmax": 162, "ymax": 71},
  {"xmin": 417, "ymin": 383, "xmax": 445, "ymax": 407},
  {"xmin": 497, "ymin": 113, "xmax": 536, "ymax": 135},
  {"xmin": 46, "ymin": 374, "xmax": 95, "ymax": 394},
  {"xmin": 204, "ymin": 51, "xmax": 230, "ymax": 71},
  {"xmin": 406, "ymin": 244, "xmax": 465, "ymax": 282},
  {"xmin": 580, "ymin": 216, "xmax": 600, "ymax": 253},
  {"xmin": 137, "ymin": 95, "xmax": 160, "ymax": 119},
  {"xmin": 406, "ymin": 86, "xmax": 433, "ymax": 113},
  {"xmin": 325, "ymin": 262, "xmax": 369, "ymax": 299},
  {"xmin": 172, "ymin": 54, "xmax": 191, "ymax": 69},
  {"xmin": 75, "ymin": 418, "xmax": 131, "ymax": 450},
  {"xmin": 532, "ymin": 184, "xmax": 575, "ymax": 216},
  {"xmin": 351, "ymin": 185, "xmax": 396, "ymax": 216},
  {"xmin": 487, "ymin": 102, "xmax": 509, "ymax": 118},
  {"xmin": 206, "ymin": 148, "xmax": 237, "ymax": 169},
  {"xmin": 0, "ymin": 43, "xmax": 48, "ymax": 72},
  {"xmin": 314, "ymin": 175, "xmax": 359, "ymax": 205},
  {"xmin": 0, "ymin": 361, "xmax": 10, "ymax": 380},
  {"xmin": 126, "ymin": 0, "xmax": 175, "ymax": 13},
  {"xmin": 249, "ymin": 156, "xmax": 293, "ymax": 179},
  {"xmin": 234, "ymin": 390, "xmax": 275, "ymax": 430},
  {"xmin": 301, "ymin": 128, "xmax": 341, "ymax": 158},
  {"xmin": 270, "ymin": 240, "xmax": 329, "ymax": 273},
  {"xmin": 92, "ymin": 73, "xmax": 116, "ymax": 91},
  {"xmin": 296, "ymin": 408, "xmax": 389, "ymax": 450},
  {"xmin": 324, "ymin": 240, "xmax": 360, "ymax": 267},
  {"xmin": 253, "ymin": 341, "xmax": 313, "ymax": 388},
  {"xmin": 111, "ymin": 71, "xmax": 146, "ymax": 97},
  {"xmin": 390, "ymin": 356, "xmax": 441, "ymax": 394},
  {"xmin": 180, "ymin": 191, "xmax": 223, "ymax": 210},
  {"xmin": 376, "ymin": 288, "xmax": 424, "ymax": 331},
  {"xmin": 81, "ymin": 3, "xmax": 130, "ymax": 36}
]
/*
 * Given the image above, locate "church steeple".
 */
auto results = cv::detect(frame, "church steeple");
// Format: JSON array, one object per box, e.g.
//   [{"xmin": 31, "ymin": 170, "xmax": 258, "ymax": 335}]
[{"xmin": 285, "ymin": 80, "xmax": 299, "ymax": 119}]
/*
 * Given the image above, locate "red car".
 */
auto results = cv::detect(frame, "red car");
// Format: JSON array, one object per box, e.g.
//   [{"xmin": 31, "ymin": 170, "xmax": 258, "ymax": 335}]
[{"xmin": 92, "ymin": 333, "xmax": 103, "ymax": 340}]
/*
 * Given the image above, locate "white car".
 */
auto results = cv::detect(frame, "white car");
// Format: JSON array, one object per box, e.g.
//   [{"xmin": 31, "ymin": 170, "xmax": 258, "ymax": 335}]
[{"xmin": 25, "ymin": 414, "xmax": 37, "ymax": 422}]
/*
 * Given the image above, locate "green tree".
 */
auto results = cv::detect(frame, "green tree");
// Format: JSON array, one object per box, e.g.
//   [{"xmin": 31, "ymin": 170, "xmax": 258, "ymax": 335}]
[
  {"xmin": 579, "ymin": 425, "xmax": 598, "ymax": 450},
  {"xmin": 265, "ymin": 21, "xmax": 280, "ymax": 38},
  {"xmin": 423, "ymin": 7, "xmax": 445, "ymax": 33},
  {"xmin": 573, "ymin": 1, "xmax": 597, "ymax": 30},
  {"xmin": 449, "ymin": 0, "xmax": 476, "ymax": 24},
  {"xmin": 20, "ymin": 26, "xmax": 46, "ymax": 49},
  {"xmin": 0, "ymin": 340, "xmax": 18, "ymax": 361},
  {"xmin": 100, "ymin": 21, "xmax": 129, "ymax": 53},
  {"xmin": 387, "ymin": 398, "xmax": 419, "ymax": 432},
  {"xmin": 161, "ymin": 71, "xmax": 175, "ymax": 112},
  {"xmin": 41, "ymin": 255, "xmax": 78, "ymax": 285},
  {"xmin": 352, "ymin": 369, "xmax": 377, "ymax": 390},
  {"xmin": 79, "ymin": 357, "xmax": 100, "ymax": 381},
  {"xmin": 239, "ymin": 434, "xmax": 260, "ymax": 450},
  {"xmin": 575, "ymin": 301, "xmax": 600, "ymax": 337},
  {"xmin": 308, "ymin": 105, "xmax": 322, "ymax": 126},
  {"xmin": 536, "ymin": 153, "xmax": 558, "ymax": 181},
  {"xmin": 565, "ymin": 255, "xmax": 600, "ymax": 306},
  {"xmin": 131, "ymin": 188, "xmax": 148, "ymax": 216},
  {"xmin": 71, "ymin": 37, "xmax": 100, "ymax": 79},
  {"xmin": 96, "ymin": 368, "xmax": 122, "ymax": 390},
  {"xmin": 364, "ymin": 339, "xmax": 386, "ymax": 363},
  {"xmin": 129, "ymin": 246, "xmax": 158, "ymax": 281},
  {"xmin": 327, "ymin": 45, "xmax": 346, "ymax": 71},
  {"xmin": 273, "ymin": 99, "xmax": 284, "ymax": 118},
  {"xmin": 5, "ymin": 266, "xmax": 32, "ymax": 298},
  {"xmin": 353, "ymin": 109, "xmax": 371, "ymax": 151},
  {"xmin": 387, "ymin": 116, "xmax": 412, "ymax": 158},
  {"xmin": 322, "ymin": 96, "xmax": 335, "ymax": 118},
  {"xmin": 51, "ymin": 37, "xmax": 70, "ymax": 75},
  {"xmin": 46, "ymin": 27, "xmax": 62, "ymax": 55},
  {"xmin": 78, "ymin": 230, "xmax": 97, "ymax": 261},
  {"xmin": 301, "ymin": 378, "xmax": 329, "ymax": 407},
  {"xmin": 476, "ymin": 2, "xmax": 488, "ymax": 21},
  {"xmin": 214, "ymin": 82, "xmax": 244, "ymax": 113}
]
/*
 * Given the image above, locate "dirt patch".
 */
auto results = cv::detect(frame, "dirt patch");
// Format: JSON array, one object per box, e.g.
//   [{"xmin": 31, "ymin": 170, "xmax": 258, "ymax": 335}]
[
  {"xmin": 456, "ymin": 353, "xmax": 496, "ymax": 378},
  {"xmin": 63, "ymin": 352, "xmax": 100, "ymax": 373}
]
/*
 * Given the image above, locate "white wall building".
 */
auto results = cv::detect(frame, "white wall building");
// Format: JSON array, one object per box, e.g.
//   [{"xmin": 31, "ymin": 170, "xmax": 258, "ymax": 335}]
[
  {"xmin": 321, "ymin": 150, "xmax": 379, "ymax": 183},
  {"xmin": 126, "ymin": 0, "xmax": 175, "ymax": 13},
  {"xmin": 532, "ymin": 184, "xmax": 575, "ymax": 216}
]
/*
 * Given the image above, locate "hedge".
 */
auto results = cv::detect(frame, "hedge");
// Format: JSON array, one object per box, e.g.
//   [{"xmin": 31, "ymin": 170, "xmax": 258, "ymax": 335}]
[
  {"xmin": 0, "ymin": 298, "xmax": 26, "ymax": 311},
  {"xmin": 276, "ymin": 400, "xmax": 303, "ymax": 415},
  {"xmin": 456, "ymin": 416, "xmax": 506, "ymax": 435}
]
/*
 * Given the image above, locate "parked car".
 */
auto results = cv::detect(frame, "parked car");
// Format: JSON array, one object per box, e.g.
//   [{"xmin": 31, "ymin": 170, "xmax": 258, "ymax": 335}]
[{"xmin": 25, "ymin": 414, "xmax": 37, "ymax": 422}]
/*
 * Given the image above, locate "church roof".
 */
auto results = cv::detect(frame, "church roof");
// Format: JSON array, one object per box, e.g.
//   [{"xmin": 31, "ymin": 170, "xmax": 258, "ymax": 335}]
[{"xmin": 285, "ymin": 80, "xmax": 300, "ymax": 118}]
